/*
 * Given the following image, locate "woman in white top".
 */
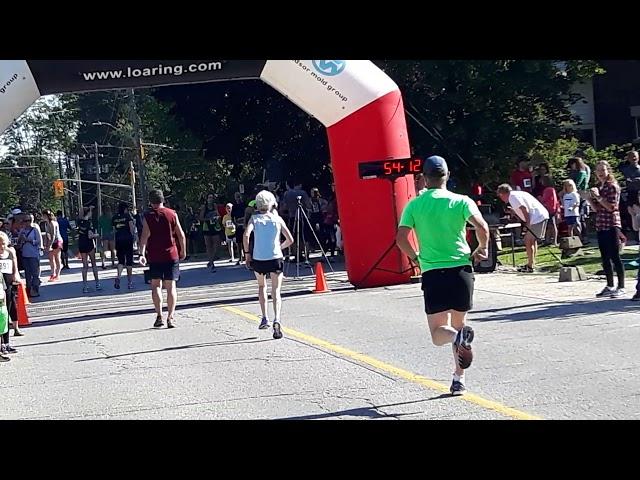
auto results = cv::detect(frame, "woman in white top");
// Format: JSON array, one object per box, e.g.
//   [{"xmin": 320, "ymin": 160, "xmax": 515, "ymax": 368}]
[
  {"xmin": 562, "ymin": 179, "xmax": 581, "ymax": 237},
  {"xmin": 42, "ymin": 209, "xmax": 63, "ymax": 281},
  {"xmin": 243, "ymin": 190, "xmax": 294, "ymax": 339}
]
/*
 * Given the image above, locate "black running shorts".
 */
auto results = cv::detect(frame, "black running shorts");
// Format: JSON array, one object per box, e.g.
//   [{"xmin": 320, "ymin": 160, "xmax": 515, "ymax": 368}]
[
  {"xmin": 78, "ymin": 238, "xmax": 95, "ymax": 254},
  {"xmin": 116, "ymin": 240, "xmax": 134, "ymax": 267},
  {"xmin": 421, "ymin": 265, "xmax": 474, "ymax": 315},
  {"xmin": 149, "ymin": 261, "xmax": 180, "ymax": 281},
  {"xmin": 251, "ymin": 258, "xmax": 284, "ymax": 275}
]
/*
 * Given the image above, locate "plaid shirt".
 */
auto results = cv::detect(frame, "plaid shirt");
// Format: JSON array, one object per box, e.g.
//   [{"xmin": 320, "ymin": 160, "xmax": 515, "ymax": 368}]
[{"xmin": 595, "ymin": 181, "xmax": 621, "ymax": 231}]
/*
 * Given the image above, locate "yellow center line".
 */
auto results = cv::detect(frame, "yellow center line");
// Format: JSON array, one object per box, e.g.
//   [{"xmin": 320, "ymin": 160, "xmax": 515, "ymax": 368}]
[{"xmin": 221, "ymin": 305, "xmax": 541, "ymax": 420}]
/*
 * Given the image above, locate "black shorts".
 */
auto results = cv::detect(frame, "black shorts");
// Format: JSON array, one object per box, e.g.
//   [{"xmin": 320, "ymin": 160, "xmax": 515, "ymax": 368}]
[
  {"xmin": 149, "ymin": 261, "xmax": 180, "ymax": 281},
  {"xmin": 421, "ymin": 265, "xmax": 474, "ymax": 315},
  {"xmin": 116, "ymin": 240, "xmax": 134, "ymax": 267},
  {"xmin": 235, "ymin": 225, "xmax": 245, "ymax": 242},
  {"xmin": 78, "ymin": 238, "xmax": 96, "ymax": 254},
  {"xmin": 251, "ymin": 258, "xmax": 284, "ymax": 275}
]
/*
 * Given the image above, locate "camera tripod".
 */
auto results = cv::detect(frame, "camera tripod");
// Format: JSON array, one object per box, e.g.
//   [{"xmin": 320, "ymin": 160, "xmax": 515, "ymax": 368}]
[{"xmin": 285, "ymin": 196, "xmax": 335, "ymax": 280}]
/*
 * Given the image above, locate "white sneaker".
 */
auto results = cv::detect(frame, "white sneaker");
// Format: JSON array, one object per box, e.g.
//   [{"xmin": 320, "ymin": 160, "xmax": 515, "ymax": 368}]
[
  {"xmin": 596, "ymin": 286, "xmax": 615, "ymax": 298},
  {"xmin": 610, "ymin": 288, "xmax": 626, "ymax": 298}
]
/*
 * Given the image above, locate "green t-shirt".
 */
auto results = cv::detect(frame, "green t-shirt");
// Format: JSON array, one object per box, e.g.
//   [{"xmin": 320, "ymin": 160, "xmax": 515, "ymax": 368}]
[
  {"xmin": 399, "ymin": 188, "xmax": 480, "ymax": 273},
  {"xmin": 98, "ymin": 214, "xmax": 114, "ymax": 235},
  {"xmin": 570, "ymin": 169, "xmax": 589, "ymax": 191}
]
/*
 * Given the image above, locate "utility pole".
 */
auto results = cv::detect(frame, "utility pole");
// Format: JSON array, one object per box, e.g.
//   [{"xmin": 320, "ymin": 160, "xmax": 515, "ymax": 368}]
[
  {"xmin": 65, "ymin": 155, "xmax": 73, "ymax": 214},
  {"xmin": 128, "ymin": 88, "xmax": 147, "ymax": 206},
  {"xmin": 94, "ymin": 141, "xmax": 102, "ymax": 218},
  {"xmin": 130, "ymin": 161, "xmax": 137, "ymax": 213},
  {"xmin": 75, "ymin": 154, "xmax": 83, "ymax": 213},
  {"xmin": 57, "ymin": 152, "xmax": 66, "ymax": 216}
]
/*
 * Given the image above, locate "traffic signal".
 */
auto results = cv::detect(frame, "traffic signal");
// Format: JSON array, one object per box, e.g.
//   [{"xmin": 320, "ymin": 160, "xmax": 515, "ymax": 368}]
[{"xmin": 53, "ymin": 180, "xmax": 64, "ymax": 198}]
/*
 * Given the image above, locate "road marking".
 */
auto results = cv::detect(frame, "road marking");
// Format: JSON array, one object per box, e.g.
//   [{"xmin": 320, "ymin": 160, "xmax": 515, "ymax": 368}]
[{"xmin": 221, "ymin": 305, "xmax": 541, "ymax": 420}]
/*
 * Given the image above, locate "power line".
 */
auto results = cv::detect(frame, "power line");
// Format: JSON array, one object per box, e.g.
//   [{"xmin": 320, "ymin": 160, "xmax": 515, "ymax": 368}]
[{"xmin": 0, "ymin": 165, "xmax": 39, "ymax": 170}]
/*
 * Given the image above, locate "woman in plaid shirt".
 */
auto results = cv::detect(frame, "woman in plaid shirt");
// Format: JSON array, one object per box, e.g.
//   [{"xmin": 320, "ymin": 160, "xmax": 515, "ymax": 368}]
[{"xmin": 588, "ymin": 160, "xmax": 625, "ymax": 298}]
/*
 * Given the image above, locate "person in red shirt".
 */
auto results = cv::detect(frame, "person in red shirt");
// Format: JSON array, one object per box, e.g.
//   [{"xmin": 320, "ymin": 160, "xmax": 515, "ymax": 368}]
[
  {"xmin": 539, "ymin": 175, "xmax": 559, "ymax": 246},
  {"xmin": 510, "ymin": 158, "xmax": 533, "ymax": 193},
  {"xmin": 139, "ymin": 190, "xmax": 187, "ymax": 329}
]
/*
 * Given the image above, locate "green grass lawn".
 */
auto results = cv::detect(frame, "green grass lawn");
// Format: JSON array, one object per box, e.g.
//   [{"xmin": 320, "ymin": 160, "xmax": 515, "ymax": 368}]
[{"xmin": 497, "ymin": 243, "xmax": 640, "ymax": 277}]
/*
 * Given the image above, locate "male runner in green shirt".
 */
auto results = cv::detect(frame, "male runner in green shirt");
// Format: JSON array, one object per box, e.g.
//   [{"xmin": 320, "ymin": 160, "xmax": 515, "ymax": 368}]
[{"xmin": 396, "ymin": 156, "xmax": 489, "ymax": 395}]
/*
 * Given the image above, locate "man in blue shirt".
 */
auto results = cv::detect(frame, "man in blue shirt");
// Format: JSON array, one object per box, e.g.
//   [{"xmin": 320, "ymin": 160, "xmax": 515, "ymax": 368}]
[{"xmin": 56, "ymin": 210, "xmax": 71, "ymax": 270}]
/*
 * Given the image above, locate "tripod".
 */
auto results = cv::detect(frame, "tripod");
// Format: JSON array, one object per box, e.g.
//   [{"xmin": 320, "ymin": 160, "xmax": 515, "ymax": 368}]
[
  {"xmin": 357, "ymin": 177, "xmax": 420, "ymax": 287},
  {"xmin": 285, "ymin": 196, "xmax": 335, "ymax": 279}
]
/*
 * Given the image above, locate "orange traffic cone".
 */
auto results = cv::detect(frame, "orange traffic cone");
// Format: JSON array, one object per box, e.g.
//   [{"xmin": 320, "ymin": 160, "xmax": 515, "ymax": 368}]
[
  {"xmin": 16, "ymin": 281, "xmax": 31, "ymax": 327},
  {"xmin": 18, "ymin": 281, "xmax": 31, "ymax": 305},
  {"xmin": 312, "ymin": 262, "xmax": 331, "ymax": 294}
]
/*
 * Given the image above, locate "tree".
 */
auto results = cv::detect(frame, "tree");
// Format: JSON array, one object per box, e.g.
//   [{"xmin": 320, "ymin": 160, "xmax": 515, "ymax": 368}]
[
  {"xmin": 0, "ymin": 95, "xmax": 78, "ymax": 213},
  {"xmin": 377, "ymin": 60, "xmax": 604, "ymax": 190},
  {"xmin": 154, "ymin": 80, "xmax": 332, "ymax": 197},
  {"xmin": 531, "ymin": 137, "xmax": 629, "ymax": 187}
]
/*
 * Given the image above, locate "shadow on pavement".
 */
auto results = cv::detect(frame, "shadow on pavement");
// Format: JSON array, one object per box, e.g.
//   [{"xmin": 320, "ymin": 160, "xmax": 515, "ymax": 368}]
[
  {"xmin": 76, "ymin": 336, "xmax": 271, "ymax": 361},
  {"xmin": 277, "ymin": 398, "xmax": 444, "ymax": 420},
  {"xmin": 25, "ymin": 287, "xmax": 355, "ymax": 329},
  {"xmin": 472, "ymin": 297, "xmax": 640, "ymax": 323}
]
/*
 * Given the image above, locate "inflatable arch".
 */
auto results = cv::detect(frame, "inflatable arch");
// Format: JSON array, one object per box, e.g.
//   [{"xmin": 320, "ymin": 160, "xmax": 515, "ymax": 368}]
[{"xmin": 0, "ymin": 60, "xmax": 416, "ymax": 288}]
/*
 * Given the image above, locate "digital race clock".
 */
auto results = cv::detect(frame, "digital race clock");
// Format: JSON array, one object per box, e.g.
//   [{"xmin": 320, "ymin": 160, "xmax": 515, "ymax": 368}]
[{"xmin": 358, "ymin": 158, "xmax": 423, "ymax": 179}]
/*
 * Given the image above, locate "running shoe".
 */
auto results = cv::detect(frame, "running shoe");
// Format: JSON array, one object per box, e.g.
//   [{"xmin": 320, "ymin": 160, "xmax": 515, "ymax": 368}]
[
  {"xmin": 210, "ymin": 265, "xmax": 217, "ymax": 273},
  {"xmin": 114, "ymin": 278, "xmax": 120, "ymax": 290},
  {"xmin": 206, "ymin": 261, "xmax": 213, "ymax": 268},
  {"xmin": 82, "ymin": 286, "xmax": 90, "ymax": 294},
  {"xmin": 454, "ymin": 325, "xmax": 474, "ymax": 369},
  {"xmin": 167, "ymin": 317, "xmax": 176, "ymax": 329},
  {"xmin": 631, "ymin": 292, "xmax": 640, "ymax": 301},
  {"xmin": 258, "ymin": 316, "xmax": 270, "ymax": 330},
  {"xmin": 4, "ymin": 346, "xmax": 17, "ymax": 354},
  {"xmin": 610, "ymin": 288, "xmax": 626, "ymax": 298},
  {"xmin": 153, "ymin": 315, "xmax": 164, "ymax": 328},
  {"xmin": 517, "ymin": 265, "xmax": 534, "ymax": 273},
  {"xmin": 596, "ymin": 286, "xmax": 616, "ymax": 298},
  {"xmin": 0, "ymin": 355, "xmax": 9, "ymax": 362},
  {"xmin": 272, "ymin": 321, "xmax": 283, "ymax": 340},
  {"xmin": 95, "ymin": 283, "xmax": 102, "ymax": 291},
  {"xmin": 450, "ymin": 379, "xmax": 466, "ymax": 396}
]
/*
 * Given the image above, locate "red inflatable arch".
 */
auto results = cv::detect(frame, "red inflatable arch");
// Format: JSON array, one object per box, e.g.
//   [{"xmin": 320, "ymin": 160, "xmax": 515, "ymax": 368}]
[{"xmin": 0, "ymin": 60, "xmax": 415, "ymax": 288}]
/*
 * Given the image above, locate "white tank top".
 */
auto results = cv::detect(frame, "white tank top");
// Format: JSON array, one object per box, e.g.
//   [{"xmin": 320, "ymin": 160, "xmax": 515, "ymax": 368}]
[{"xmin": 251, "ymin": 212, "xmax": 283, "ymax": 261}]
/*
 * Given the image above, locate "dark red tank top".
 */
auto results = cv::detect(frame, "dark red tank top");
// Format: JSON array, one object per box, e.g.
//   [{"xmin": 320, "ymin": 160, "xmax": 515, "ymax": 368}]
[{"xmin": 144, "ymin": 207, "xmax": 179, "ymax": 263}]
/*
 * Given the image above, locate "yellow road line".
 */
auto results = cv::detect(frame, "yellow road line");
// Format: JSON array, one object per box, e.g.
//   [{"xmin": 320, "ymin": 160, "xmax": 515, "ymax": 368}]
[{"xmin": 221, "ymin": 305, "xmax": 541, "ymax": 420}]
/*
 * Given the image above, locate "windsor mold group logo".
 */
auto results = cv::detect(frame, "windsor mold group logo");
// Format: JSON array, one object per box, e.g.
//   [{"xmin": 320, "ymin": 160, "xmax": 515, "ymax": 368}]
[{"xmin": 312, "ymin": 60, "xmax": 346, "ymax": 77}]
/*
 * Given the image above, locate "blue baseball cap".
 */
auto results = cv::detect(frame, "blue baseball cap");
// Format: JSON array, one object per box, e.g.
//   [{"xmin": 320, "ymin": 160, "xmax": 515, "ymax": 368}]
[{"xmin": 423, "ymin": 155, "xmax": 448, "ymax": 177}]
